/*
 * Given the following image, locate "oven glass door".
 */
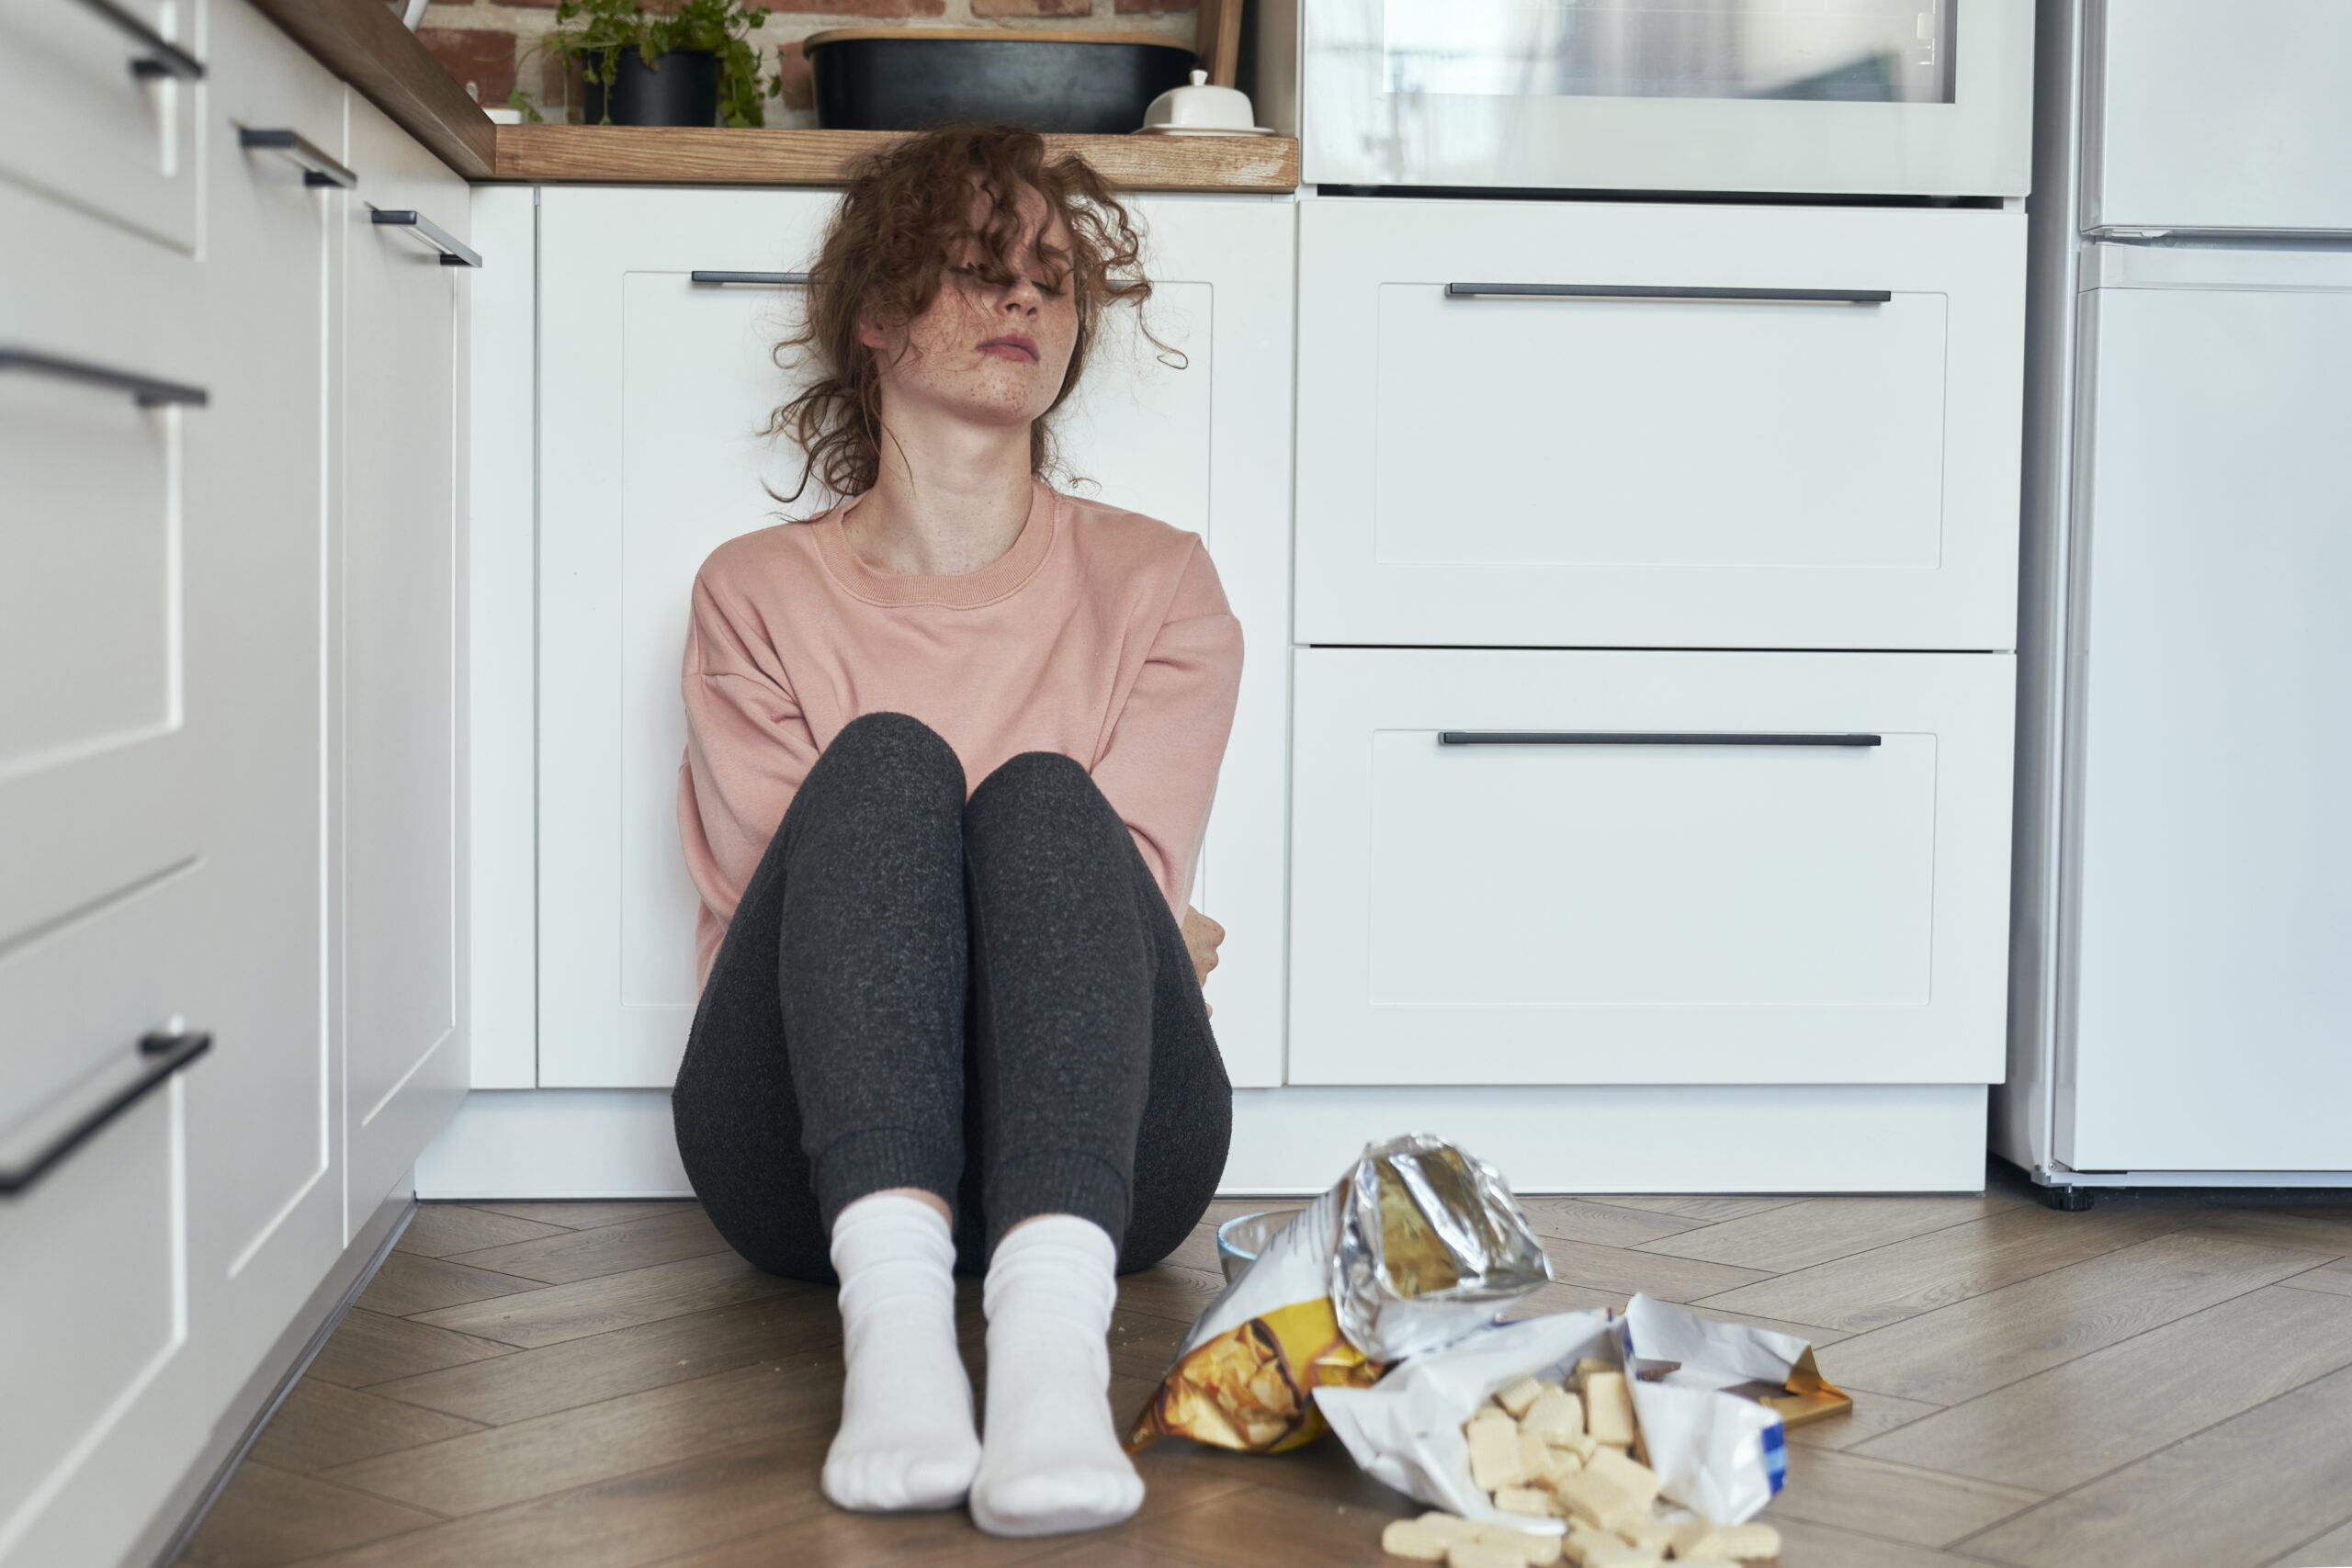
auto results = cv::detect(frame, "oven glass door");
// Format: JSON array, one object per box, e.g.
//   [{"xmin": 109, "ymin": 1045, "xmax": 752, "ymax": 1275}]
[{"xmin": 1301, "ymin": 0, "xmax": 2031, "ymax": 196}]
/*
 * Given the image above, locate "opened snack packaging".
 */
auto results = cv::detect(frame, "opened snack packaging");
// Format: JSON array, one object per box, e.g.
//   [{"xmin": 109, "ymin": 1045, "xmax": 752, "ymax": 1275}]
[{"xmin": 1125, "ymin": 1134, "xmax": 1552, "ymax": 1453}]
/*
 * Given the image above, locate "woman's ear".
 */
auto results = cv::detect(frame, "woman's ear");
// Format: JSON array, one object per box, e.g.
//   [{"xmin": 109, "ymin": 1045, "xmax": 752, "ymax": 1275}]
[{"xmin": 855, "ymin": 307, "xmax": 888, "ymax": 354}]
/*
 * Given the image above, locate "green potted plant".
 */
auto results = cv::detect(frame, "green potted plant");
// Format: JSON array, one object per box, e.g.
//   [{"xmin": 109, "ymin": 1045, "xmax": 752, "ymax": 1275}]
[{"xmin": 514, "ymin": 0, "xmax": 780, "ymax": 129}]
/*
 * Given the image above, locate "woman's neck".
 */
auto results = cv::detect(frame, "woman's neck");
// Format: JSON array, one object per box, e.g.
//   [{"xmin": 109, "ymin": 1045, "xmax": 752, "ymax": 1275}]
[{"xmin": 842, "ymin": 406, "xmax": 1036, "ymax": 578}]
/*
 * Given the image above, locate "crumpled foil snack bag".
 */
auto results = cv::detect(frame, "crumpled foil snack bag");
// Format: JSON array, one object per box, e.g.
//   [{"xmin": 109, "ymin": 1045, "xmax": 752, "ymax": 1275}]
[{"xmin": 1126, "ymin": 1133, "xmax": 1551, "ymax": 1454}]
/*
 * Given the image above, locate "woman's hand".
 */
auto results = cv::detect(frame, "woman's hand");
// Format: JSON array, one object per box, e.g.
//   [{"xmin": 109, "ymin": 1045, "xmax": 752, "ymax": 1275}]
[{"xmin": 1182, "ymin": 907, "xmax": 1225, "ymax": 1014}]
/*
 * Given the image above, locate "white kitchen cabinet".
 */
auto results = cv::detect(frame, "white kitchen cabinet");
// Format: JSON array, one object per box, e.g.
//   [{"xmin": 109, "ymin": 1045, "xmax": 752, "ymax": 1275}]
[
  {"xmin": 1287, "ymin": 647, "xmax": 2016, "ymax": 1087},
  {"xmin": 0, "ymin": 0, "xmax": 201, "ymax": 252},
  {"xmin": 1294, "ymin": 197, "xmax": 2026, "ymax": 651},
  {"xmin": 177, "ymin": 0, "xmax": 345, "ymax": 1400},
  {"xmin": 536, "ymin": 187, "xmax": 1295, "ymax": 1091},
  {"xmin": 1, "ymin": 13, "xmax": 475, "ymax": 1562},
  {"xmin": 338, "ymin": 87, "xmax": 471, "ymax": 1221}
]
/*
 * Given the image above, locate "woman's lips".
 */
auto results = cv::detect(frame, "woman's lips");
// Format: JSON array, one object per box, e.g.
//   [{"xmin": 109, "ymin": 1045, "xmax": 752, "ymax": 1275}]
[{"xmin": 979, "ymin": 334, "xmax": 1039, "ymax": 362}]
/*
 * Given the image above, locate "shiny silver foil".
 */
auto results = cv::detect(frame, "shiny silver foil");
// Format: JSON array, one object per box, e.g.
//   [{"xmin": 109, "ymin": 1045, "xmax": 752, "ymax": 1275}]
[{"xmin": 1329, "ymin": 1133, "xmax": 1553, "ymax": 1361}]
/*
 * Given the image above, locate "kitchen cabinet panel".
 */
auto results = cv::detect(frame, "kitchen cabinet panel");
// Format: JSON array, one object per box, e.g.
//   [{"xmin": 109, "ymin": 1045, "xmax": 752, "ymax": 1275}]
[
  {"xmin": 1288, "ymin": 647, "xmax": 2015, "ymax": 1086},
  {"xmin": 0, "ymin": 184, "xmax": 211, "ymax": 1167},
  {"xmin": 537, "ymin": 187, "xmax": 1293, "ymax": 1089},
  {"xmin": 0, "ymin": 0, "xmax": 201, "ymax": 252},
  {"xmin": 179, "ymin": 0, "xmax": 343, "ymax": 1394},
  {"xmin": 338, "ymin": 87, "xmax": 469, "ymax": 1222},
  {"xmin": 1294, "ymin": 198, "xmax": 2025, "ymax": 650}
]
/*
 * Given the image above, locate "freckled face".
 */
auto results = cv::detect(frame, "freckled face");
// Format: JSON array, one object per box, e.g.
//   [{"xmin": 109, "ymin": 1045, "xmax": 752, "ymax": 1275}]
[{"xmin": 860, "ymin": 185, "xmax": 1081, "ymax": 433}]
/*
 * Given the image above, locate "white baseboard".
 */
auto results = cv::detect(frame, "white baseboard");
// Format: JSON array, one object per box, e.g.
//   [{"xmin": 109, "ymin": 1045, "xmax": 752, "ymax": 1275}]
[
  {"xmin": 1224, "ymin": 1083, "xmax": 1989, "ymax": 1194},
  {"xmin": 415, "ymin": 1089, "xmax": 692, "ymax": 1198},
  {"xmin": 415, "ymin": 1083, "xmax": 1989, "ymax": 1200}
]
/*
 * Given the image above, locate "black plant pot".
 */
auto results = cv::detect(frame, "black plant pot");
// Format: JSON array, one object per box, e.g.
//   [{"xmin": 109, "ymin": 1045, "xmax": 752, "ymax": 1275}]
[{"xmin": 582, "ymin": 48, "xmax": 720, "ymax": 127}]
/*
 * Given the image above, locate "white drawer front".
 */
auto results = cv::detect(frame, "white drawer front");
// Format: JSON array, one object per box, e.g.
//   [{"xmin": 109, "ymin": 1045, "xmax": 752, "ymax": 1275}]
[
  {"xmin": 1288, "ymin": 649, "xmax": 2014, "ymax": 1085},
  {"xmin": 1296, "ymin": 200, "xmax": 2024, "ymax": 649},
  {"xmin": 0, "ymin": 0, "xmax": 200, "ymax": 252},
  {"xmin": 0, "ymin": 1089, "xmax": 184, "ymax": 1557}
]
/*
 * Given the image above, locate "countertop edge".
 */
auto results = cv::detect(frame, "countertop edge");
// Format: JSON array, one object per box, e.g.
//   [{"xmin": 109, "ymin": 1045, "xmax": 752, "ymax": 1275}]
[
  {"xmin": 245, "ymin": 0, "xmax": 497, "ymax": 180},
  {"xmin": 491, "ymin": 126, "xmax": 1302, "ymax": 192}
]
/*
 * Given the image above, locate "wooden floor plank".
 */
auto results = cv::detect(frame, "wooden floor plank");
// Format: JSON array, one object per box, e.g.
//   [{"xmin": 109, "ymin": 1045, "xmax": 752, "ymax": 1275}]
[
  {"xmin": 1763, "ymin": 1517, "xmax": 1997, "ymax": 1568},
  {"xmin": 1125, "ymin": 1481, "xmax": 1413, "ymax": 1568},
  {"xmin": 366, "ymin": 1290, "xmax": 842, "ymax": 1425},
  {"xmin": 1513, "ymin": 1196, "xmax": 1709, "ymax": 1249},
  {"xmin": 1535, "ymin": 1235, "xmax": 1774, "ymax": 1303},
  {"xmin": 408, "ymin": 1250, "xmax": 798, "ymax": 1348},
  {"xmin": 305, "ymin": 1309, "xmax": 518, "ymax": 1389},
  {"xmin": 442, "ymin": 1208, "xmax": 734, "ymax": 1286},
  {"xmin": 2280, "ymin": 1256, "xmax": 2352, "ymax": 1299},
  {"xmin": 247, "ymin": 1380, "xmax": 488, "ymax": 1474},
  {"xmin": 397, "ymin": 1206, "xmax": 571, "ymax": 1258},
  {"xmin": 1958, "ymin": 1363, "xmax": 2352, "ymax": 1568},
  {"xmin": 356, "ymin": 1253, "xmax": 543, "ymax": 1318},
  {"xmin": 1571, "ymin": 1193, "xmax": 1805, "ymax": 1223},
  {"xmin": 2175, "ymin": 1209, "xmax": 2352, "ymax": 1257},
  {"xmin": 321, "ymin": 1360, "xmax": 843, "ymax": 1517},
  {"xmin": 1633, "ymin": 1197, "xmax": 2009, "ymax": 1273},
  {"xmin": 178, "ymin": 1461, "xmax": 440, "ymax": 1567},
  {"xmin": 467, "ymin": 1201, "xmax": 698, "ymax": 1231},
  {"xmin": 1782, "ymin": 1387, "xmax": 1947, "ymax": 1453},
  {"xmin": 1690, "ymin": 1208, "xmax": 2176, "ymax": 1334},
  {"xmin": 1111, "ymin": 1264, "xmax": 1228, "ymax": 1325},
  {"xmin": 1854, "ymin": 1284, "xmax": 2352, "ymax": 1491},
  {"xmin": 2267, "ymin": 1514, "xmax": 2352, "ymax": 1568},
  {"xmin": 1765, "ymin": 1447, "xmax": 2042, "ymax": 1549},
  {"xmin": 1816, "ymin": 1234, "xmax": 2330, "ymax": 1404},
  {"xmin": 275, "ymin": 1430, "xmax": 836, "ymax": 1568}
]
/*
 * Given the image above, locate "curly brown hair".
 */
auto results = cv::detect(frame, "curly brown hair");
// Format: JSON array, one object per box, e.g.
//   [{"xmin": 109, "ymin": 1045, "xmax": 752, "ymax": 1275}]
[{"xmin": 763, "ymin": 126, "xmax": 1155, "ymax": 505}]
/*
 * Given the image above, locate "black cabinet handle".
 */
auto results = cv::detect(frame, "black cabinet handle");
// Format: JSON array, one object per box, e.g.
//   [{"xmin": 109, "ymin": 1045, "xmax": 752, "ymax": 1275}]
[
  {"xmin": 1, "ymin": 344, "xmax": 209, "ymax": 407},
  {"xmin": 690, "ymin": 271, "xmax": 810, "ymax": 286},
  {"xmin": 369, "ymin": 206, "xmax": 482, "ymax": 268},
  {"xmin": 239, "ymin": 127, "xmax": 357, "ymax": 189},
  {"xmin": 0, "ymin": 1031, "xmax": 212, "ymax": 1197},
  {"xmin": 1440, "ymin": 731, "xmax": 1883, "ymax": 748},
  {"xmin": 77, "ymin": 0, "xmax": 204, "ymax": 80},
  {"xmin": 1445, "ymin": 284, "xmax": 1891, "ymax": 306}
]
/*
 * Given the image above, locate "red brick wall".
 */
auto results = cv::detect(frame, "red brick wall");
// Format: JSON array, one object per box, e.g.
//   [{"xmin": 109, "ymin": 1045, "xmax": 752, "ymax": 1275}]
[{"xmin": 410, "ymin": 0, "xmax": 1201, "ymax": 123}]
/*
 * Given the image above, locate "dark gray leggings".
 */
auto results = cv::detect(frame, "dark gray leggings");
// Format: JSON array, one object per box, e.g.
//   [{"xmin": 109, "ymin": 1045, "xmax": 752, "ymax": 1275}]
[{"xmin": 673, "ymin": 712, "xmax": 1232, "ymax": 1282}]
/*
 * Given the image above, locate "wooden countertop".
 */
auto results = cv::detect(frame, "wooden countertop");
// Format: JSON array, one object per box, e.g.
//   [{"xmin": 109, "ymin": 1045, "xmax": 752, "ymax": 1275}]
[
  {"xmin": 247, "ymin": 0, "xmax": 1298, "ymax": 192},
  {"xmin": 492, "ymin": 126, "xmax": 1297, "ymax": 192}
]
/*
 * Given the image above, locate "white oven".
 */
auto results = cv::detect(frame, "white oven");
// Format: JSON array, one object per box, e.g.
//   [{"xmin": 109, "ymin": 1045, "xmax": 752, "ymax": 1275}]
[{"xmin": 1259, "ymin": 0, "xmax": 2033, "ymax": 197}]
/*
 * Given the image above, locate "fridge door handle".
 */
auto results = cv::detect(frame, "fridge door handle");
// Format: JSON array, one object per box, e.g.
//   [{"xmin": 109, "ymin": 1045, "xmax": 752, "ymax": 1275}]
[{"xmin": 1438, "ymin": 731, "xmax": 1884, "ymax": 748}]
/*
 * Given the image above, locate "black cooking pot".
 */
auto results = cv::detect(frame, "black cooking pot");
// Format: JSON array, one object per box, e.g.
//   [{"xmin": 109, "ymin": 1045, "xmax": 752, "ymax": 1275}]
[
  {"xmin": 805, "ymin": 28, "xmax": 1196, "ymax": 135},
  {"xmin": 581, "ymin": 48, "xmax": 720, "ymax": 128}
]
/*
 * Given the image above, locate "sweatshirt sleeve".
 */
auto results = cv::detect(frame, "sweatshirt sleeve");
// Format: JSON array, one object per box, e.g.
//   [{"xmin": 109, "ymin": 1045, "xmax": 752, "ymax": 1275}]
[
  {"xmin": 677, "ymin": 566, "xmax": 822, "ymax": 987},
  {"xmin": 1091, "ymin": 540, "xmax": 1245, "ymax": 916}
]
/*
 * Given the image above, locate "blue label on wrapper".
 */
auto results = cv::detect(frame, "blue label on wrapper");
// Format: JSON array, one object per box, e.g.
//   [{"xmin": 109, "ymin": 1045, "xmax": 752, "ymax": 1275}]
[{"xmin": 1762, "ymin": 1419, "xmax": 1787, "ymax": 1495}]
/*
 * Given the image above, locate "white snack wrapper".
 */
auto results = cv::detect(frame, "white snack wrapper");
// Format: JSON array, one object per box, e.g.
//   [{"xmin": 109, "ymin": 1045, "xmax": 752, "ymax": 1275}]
[
  {"xmin": 1317, "ymin": 1294, "xmax": 1818, "ymax": 1529},
  {"xmin": 1315, "ymin": 1313, "xmax": 1614, "ymax": 1529}
]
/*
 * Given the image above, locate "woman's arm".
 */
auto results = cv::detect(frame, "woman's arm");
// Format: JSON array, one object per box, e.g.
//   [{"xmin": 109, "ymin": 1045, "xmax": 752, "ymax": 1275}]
[{"xmin": 1091, "ymin": 541, "xmax": 1244, "ymax": 962}]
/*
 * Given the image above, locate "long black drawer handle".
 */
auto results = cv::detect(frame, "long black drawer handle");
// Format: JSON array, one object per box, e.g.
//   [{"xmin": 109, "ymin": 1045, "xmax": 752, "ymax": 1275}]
[
  {"xmin": 370, "ymin": 206, "xmax": 483, "ymax": 268},
  {"xmin": 1440, "ymin": 731, "xmax": 1883, "ymax": 748},
  {"xmin": 690, "ymin": 271, "xmax": 811, "ymax": 286},
  {"xmin": 1445, "ymin": 284, "xmax": 1891, "ymax": 306},
  {"xmin": 1, "ymin": 344, "xmax": 209, "ymax": 407},
  {"xmin": 239, "ymin": 127, "xmax": 357, "ymax": 189},
  {"xmin": 0, "ymin": 1031, "xmax": 212, "ymax": 1197},
  {"xmin": 77, "ymin": 0, "xmax": 204, "ymax": 80}
]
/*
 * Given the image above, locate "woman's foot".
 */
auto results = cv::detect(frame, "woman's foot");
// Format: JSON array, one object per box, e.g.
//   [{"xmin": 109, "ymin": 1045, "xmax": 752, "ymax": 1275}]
[
  {"xmin": 823, "ymin": 1192, "xmax": 981, "ymax": 1511},
  {"xmin": 968, "ymin": 1215, "xmax": 1145, "ymax": 1538}
]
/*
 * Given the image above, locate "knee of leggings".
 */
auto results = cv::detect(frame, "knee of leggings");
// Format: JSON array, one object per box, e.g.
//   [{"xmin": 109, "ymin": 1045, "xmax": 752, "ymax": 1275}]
[
  {"xmin": 826, "ymin": 712, "xmax": 966, "ymax": 795},
  {"xmin": 967, "ymin": 750, "xmax": 1104, "ymax": 835}
]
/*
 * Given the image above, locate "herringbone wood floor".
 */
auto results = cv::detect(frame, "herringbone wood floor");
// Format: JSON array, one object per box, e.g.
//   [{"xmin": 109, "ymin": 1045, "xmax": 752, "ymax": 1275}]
[{"xmin": 177, "ymin": 1167, "xmax": 2352, "ymax": 1568}]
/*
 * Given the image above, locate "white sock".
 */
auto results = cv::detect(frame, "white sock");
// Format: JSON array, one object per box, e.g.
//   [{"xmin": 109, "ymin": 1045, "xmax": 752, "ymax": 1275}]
[
  {"xmin": 821, "ymin": 1193, "xmax": 981, "ymax": 1512},
  {"xmin": 967, "ymin": 1214, "xmax": 1144, "ymax": 1538}
]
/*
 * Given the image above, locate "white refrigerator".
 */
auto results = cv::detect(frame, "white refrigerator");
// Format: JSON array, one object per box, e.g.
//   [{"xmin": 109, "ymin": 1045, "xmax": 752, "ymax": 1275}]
[{"xmin": 2000, "ymin": 0, "xmax": 2352, "ymax": 1201}]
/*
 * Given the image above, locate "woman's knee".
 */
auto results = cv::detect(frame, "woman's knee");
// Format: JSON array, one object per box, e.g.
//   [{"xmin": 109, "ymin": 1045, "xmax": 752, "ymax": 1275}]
[
  {"xmin": 824, "ymin": 712, "xmax": 965, "ymax": 791},
  {"xmin": 966, "ymin": 750, "xmax": 1114, "ymax": 842},
  {"xmin": 793, "ymin": 713, "xmax": 967, "ymax": 837}
]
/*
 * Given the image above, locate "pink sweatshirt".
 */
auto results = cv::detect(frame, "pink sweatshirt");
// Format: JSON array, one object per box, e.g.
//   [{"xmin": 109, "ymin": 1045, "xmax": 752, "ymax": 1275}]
[{"xmin": 678, "ymin": 479, "xmax": 1244, "ymax": 991}]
